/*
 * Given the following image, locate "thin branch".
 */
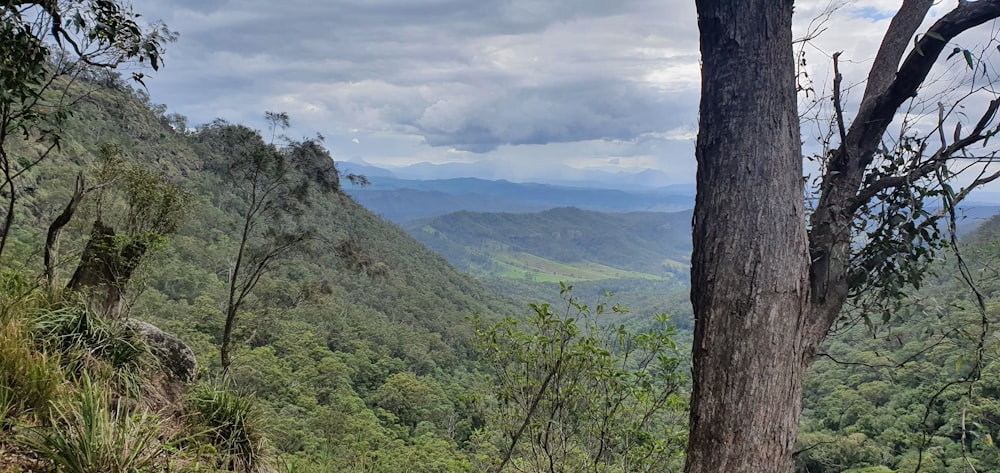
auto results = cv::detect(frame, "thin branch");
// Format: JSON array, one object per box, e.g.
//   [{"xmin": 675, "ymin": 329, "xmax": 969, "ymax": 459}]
[
  {"xmin": 832, "ymin": 52, "xmax": 848, "ymax": 146},
  {"xmin": 850, "ymin": 98, "xmax": 1000, "ymax": 213},
  {"xmin": 938, "ymin": 102, "xmax": 949, "ymax": 149},
  {"xmin": 496, "ymin": 352, "xmax": 564, "ymax": 473},
  {"xmin": 854, "ymin": 1, "xmax": 1000, "ymax": 170}
]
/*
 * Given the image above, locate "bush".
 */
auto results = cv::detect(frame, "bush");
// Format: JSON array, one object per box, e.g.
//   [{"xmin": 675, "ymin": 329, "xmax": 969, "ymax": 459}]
[
  {"xmin": 33, "ymin": 306, "xmax": 151, "ymax": 396},
  {"xmin": 21, "ymin": 374, "xmax": 168, "ymax": 473},
  {"xmin": 187, "ymin": 381, "xmax": 270, "ymax": 473}
]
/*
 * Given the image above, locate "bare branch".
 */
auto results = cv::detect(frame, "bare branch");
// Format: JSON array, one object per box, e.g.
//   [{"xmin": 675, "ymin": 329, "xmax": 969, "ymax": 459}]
[
  {"xmin": 856, "ymin": 0, "xmax": 934, "ymax": 120},
  {"xmin": 853, "ymin": 1, "xmax": 1000, "ymax": 171},
  {"xmin": 850, "ymin": 98, "xmax": 1000, "ymax": 211},
  {"xmin": 938, "ymin": 102, "xmax": 948, "ymax": 149},
  {"xmin": 824, "ymin": 1, "xmax": 1000, "ymax": 182},
  {"xmin": 947, "ymin": 168, "xmax": 1000, "ymax": 210},
  {"xmin": 832, "ymin": 52, "xmax": 848, "ymax": 145},
  {"xmin": 970, "ymin": 95, "xmax": 1000, "ymax": 137}
]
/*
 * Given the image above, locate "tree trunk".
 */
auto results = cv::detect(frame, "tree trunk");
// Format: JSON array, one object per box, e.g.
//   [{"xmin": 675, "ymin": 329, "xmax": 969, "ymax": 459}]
[
  {"xmin": 220, "ymin": 304, "xmax": 236, "ymax": 372},
  {"xmin": 0, "ymin": 170, "xmax": 16, "ymax": 262},
  {"xmin": 686, "ymin": 1, "xmax": 812, "ymax": 472},
  {"xmin": 687, "ymin": 1, "xmax": 1000, "ymax": 471},
  {"xmin": 45, "ymin": 174, "xmax": 86, "ymax": 290},
  {"xmin": 67, "ymin": 220, "xmax": 146, "ymax": 317}
]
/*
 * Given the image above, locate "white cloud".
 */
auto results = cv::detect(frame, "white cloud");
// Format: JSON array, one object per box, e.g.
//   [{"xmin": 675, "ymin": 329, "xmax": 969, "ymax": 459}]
[{"xmin": 130, "ymin": 0, "xmax": 999, "ymax": 188}]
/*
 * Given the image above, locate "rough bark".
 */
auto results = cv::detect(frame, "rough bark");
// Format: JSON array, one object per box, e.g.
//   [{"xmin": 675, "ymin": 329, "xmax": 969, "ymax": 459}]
[
  {"xmin": 45, "ymin": 174, "xmax": 86, "ymax": 289},
  {"xmin": 67, "ymin": 220, "xmax": 146, "ymax": 316},
  {"xmin": 687, "ymin": 1, "xmax": 1000, "ymax": 472},
  {"xmin": 687, "ymin": 1, "xmax": 810, "ymax": 472}
]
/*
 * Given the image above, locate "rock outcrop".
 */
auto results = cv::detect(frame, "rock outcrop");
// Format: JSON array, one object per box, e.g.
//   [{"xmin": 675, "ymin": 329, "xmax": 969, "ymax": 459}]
[{"xmin": 128, "ymin": 319, "xmax": 197, "ymax": 404}]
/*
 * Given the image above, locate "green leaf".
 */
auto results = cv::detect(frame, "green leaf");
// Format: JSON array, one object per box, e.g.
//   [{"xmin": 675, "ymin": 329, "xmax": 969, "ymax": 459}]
[
  {"xmin": 963, "ymin": 49, "xmax": 974, "ymax": 70},
  {"xmin": 913, "ymin": 35, "xmax": 924, "ymax": 56}
]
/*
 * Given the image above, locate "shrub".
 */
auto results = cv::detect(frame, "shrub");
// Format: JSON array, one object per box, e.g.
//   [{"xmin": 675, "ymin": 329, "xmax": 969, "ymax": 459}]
[
  {"xmin": 21, "ymin": 374, "xmax": 168, "ymax": 473},
  {"xmin": 33, "ymin": 306, "xmax": 151, "ymax": 396},
  {"xmin": 187, "ymin": 381, "xmax": 270, "ymax": 473}
]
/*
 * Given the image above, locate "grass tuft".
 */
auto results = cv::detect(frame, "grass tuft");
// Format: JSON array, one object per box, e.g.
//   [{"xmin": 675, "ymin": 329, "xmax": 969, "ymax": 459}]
[
  {"xmin": 33, "ymin": 306, "xmax": 152, "ymax": 396},
  {"xmin": 21, "ymin": 373, "xmax": 168, "ymax": 473},
  {"xmin": 0, "ymin": 315, "xmax": 65, "ymax": 421},
  {"xmin": 187, "ymin": 380, "xmax": 270, "ymax": 473}
]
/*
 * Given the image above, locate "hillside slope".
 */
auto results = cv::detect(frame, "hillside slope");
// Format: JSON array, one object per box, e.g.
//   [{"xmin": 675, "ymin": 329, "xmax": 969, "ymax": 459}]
[
  {"xmin": 797, "ymin": 214, "xmax": 1000, "ymax": 472},
  {"xmin": 4, "ymin": 79, "xmax": 518, "ymax": 470},
  {"xmin": 405, "ymin": 207, "xmax": 692, "ymax": 282}
]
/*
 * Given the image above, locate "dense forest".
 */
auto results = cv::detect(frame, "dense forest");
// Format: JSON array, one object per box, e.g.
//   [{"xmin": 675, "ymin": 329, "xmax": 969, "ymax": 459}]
[
  {"xmin": 1, "ymin": 69, "xmax": 998, "ymax": 473},
  {"xmin": 796, "ymin": 217, "xmax": 1000, "ymax": 473},
  {"xmin": 4, "ymin": 2, "xmax": 1000, "ymax": 472},
  {"xmin": 0, "ymin": 71, "xmax": 693, "ymax": 471}
]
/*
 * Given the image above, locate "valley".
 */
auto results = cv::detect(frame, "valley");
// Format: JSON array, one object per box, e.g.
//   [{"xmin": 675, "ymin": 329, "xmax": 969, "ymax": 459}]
[{"xmin": 3, "ymin": 4, "xmax": 1000, "ymax": 471}]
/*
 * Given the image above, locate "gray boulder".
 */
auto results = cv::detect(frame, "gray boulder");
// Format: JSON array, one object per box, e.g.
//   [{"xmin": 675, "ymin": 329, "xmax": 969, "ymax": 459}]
[{"xmin": 128, "ymin": 319, "xmax": 197, "ymax": 383}]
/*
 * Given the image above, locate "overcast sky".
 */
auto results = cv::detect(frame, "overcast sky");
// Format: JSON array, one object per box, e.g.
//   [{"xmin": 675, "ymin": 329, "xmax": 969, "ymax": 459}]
[{"xmin": 128, "ymin": 0, "xmax": 996, "ymax": 186}]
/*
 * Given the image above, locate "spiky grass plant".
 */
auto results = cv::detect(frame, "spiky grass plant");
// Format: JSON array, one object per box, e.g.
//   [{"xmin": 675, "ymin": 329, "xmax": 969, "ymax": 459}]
[
  {"xmin": 21, "ymin": 374, "xmax": 169, "ymax": 473},
  {"xmin": 188, "ymin": 381, "xmax": 270, "ymax": 473},
  {"xmin": 0, "ymin": 385, "xmax": 13, "ymax": 431},
  {"xmin": 32, "ymin": 306, "xmax": 151, "ymax": 396}
]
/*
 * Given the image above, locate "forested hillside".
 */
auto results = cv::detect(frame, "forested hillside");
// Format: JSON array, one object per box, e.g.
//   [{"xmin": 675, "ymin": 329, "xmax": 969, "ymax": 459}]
[
  {"xmin": 403, "ymin": 208, "xmax": 695, "ymax": 332},
  {"xmin": 0, "ymin": 69, "xmax": 696, "ymax": 472},
  {"xmin": 2, "ymin": 27, "xmax": 999, "ymax": 473},
  {"xmin": 6, "ymin": 74, "xmax": 1000, "ymax": 473},
  {"xmin": 797, "ymin": 215, "xmax": 1000, "ymax": 472},
  {"xmin": 0, "ymin": 74, "xmax": 521, "ymax": 470},
  {"xmin": 407, "ymin": 208, "xmax": 691, "ymax": 280}
]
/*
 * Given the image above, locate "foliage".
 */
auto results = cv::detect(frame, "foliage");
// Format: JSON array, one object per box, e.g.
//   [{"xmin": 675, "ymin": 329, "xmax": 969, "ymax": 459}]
[
  {"xmin": 0, "ymin": 67, "xmax": 683, "ymax": 473},
  {"xmin": 475, "ymin": 285, "xmax": 688, "ymax": 473},
  {"xmin": 0, "ymin": 0, "xmax": 172, "ymax": 261},
  {"xmin": 195, "ymin": 113, "xmax": 350, "ymax": 370},
  {"xmin": 32, "ymin": 304, "xmax": 151, "ymax": 395},
  {"xmin": 798, "ymin": 215, "xmax": 1000, "ymax": 472},
  {"xmin": 187, "ymin": 380, "xmax": 270, "ymax": 473},
  {"xmin": 847, "ymin": 135, "xmax": 955, "ymax": 318},
  {"xmin": 373, "ymin": 371, "xmax": 452, "ymax": 432},
  {"xmin": 6, "ymin": 44, "xmax": 1000, "ymax": 473},
  {"xmin": 21, "ymin": 373, "xmax": 169, "ymax": 473}
]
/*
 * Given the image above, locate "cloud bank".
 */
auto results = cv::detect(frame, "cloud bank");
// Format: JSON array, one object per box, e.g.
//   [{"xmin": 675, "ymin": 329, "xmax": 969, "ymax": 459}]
[{"xmin": 129, "ymin": 0, "xmax": 997, "ymax": 186}]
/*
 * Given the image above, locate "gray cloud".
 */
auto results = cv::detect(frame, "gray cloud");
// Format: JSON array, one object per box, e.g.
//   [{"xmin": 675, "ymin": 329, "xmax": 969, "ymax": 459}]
[
  {"xmin": 131, "ymin": 0, "xmax": 701, "ymax": 184},
  {"xmin": 124, "ymin": 0, "xmax": 1000, "ymax": 192},
  {"xmin": 411, "ymin": 80, "xmax": 693, "ymax": 152}
]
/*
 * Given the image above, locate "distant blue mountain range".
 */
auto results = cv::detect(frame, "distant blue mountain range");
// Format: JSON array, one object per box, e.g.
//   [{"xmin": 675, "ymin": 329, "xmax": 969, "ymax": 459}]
[
  {"xmin": 343, "ymin": 174, "xmax": 696, "ymax": 223},
  {"xmin": 338, "ymin": 161, "xmax": 999, "ymax": 229}
]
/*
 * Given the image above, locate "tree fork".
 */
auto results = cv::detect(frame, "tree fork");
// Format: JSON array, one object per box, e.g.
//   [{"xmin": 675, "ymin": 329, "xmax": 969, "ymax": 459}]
[{"xmin": 688, "ymin": 1, "xmax": 1000, "ymax": 472}]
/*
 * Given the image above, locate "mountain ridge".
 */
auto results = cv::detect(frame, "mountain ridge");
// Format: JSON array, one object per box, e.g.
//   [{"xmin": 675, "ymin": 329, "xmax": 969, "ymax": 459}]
[
  {"xmin": 346, "ymin": 174, "xmax": 696, "ymax": 223},
  {"xmin": 404, "ymin": 207, "xmax": 693, "ymax": 282}
]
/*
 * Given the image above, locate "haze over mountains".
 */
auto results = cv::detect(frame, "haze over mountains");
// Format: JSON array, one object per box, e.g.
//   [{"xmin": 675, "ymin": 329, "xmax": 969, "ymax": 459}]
[
  {"xmin": 340, "ymin": 159, "xmax": 1000, "ymax": 236},
  {"xmin": 340, "ymin": 160, "xmax": 696, "ymax": 223},
  {"xmin": 339, "ymin": 159, "xmax": 683, "ymax": 190}
]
